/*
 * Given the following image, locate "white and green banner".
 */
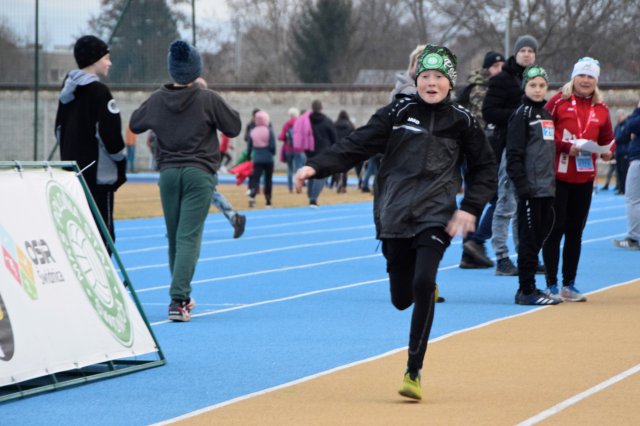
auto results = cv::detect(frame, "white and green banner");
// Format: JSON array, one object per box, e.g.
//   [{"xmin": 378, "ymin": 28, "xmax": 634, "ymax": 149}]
[{"xmin": 0, "ymin": 168, "xmax": 157, "ymax": 386}]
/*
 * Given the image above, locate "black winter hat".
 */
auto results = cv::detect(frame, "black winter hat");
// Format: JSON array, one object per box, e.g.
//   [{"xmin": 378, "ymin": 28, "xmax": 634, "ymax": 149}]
[
  {"xmin": 167, "ymin": 40, "xmax": 202, "ymax": 84},
  {"xmin": 74, "ymin": 35, "xmax": 109, "ymax": 69},
  {"xmin": 482, "ymin": 51, "xmax": 504, "ymax": 69}
]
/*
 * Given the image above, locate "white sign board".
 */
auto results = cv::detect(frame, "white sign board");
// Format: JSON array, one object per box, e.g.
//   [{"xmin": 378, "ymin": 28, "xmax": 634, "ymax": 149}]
[{"xmin": 0, "ymin": 168, "xmax": 157, "ymax": 386}]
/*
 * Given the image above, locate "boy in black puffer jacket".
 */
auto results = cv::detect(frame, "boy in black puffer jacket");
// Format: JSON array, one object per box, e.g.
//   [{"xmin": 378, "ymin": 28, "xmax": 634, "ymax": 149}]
[{"xmin": 295, "ymin": 45, "xmax": 496, "ymax": 402}]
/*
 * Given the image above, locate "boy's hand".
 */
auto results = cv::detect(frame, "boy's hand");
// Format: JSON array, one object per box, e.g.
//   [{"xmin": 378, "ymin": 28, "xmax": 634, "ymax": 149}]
[
  {"xmin": 294, "ymin": 166, "xmax": 316, "ymax": 193},
  {"xmin": 446, "ymin": 210, "xmax": 476, "ymax": 238}
]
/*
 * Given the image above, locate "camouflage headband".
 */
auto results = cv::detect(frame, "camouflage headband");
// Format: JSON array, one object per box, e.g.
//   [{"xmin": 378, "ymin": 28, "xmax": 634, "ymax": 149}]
[
  {"xmin": 415, "ymin": 44, "xmax": 458, "ymax": 87},
  {"xmin": 522, "ymin": 64, "xmax": 549, "ymax": 89}
]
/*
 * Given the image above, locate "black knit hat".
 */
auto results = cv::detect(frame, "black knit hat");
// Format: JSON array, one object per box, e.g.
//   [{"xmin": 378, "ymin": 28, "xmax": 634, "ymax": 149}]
[
  {"xmin": 513, "ymin": 35, "xmax": 538, "ymax": 55},
  {"xmin": 167, "ymin": 40, "xmax": 202, "ymax": 84},
  {"xmin": 74, "ymin": 35, "xmax": 109, "ymax": 69},
  {"xmin": 482, "ymin": 51, "xmax": 504, "ymax": 69}
]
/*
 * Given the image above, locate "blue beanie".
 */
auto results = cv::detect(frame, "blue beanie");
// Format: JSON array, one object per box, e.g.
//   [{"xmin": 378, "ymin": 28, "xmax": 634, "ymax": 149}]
[{"xmin": 167, "ymin": 40, "xmax": 202, "ymax": 84}]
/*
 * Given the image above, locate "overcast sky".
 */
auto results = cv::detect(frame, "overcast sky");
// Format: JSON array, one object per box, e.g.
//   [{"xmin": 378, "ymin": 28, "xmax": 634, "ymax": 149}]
[{"xmin": 3, "ymin": 0, "xmax": 230, "ymax": 51}]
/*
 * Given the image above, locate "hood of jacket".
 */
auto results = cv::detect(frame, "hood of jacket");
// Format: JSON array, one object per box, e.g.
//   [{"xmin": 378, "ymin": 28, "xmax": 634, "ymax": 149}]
[
  {"xmin": 59, "ymin": 70, "xmax": 99, "ymax": 104},
  {"xmin": 159, "ymin": 83, "xmax": 201, "ymax": 113},
  {"xmin": 254, "ymin": 110, "xmax": 270, "ymax": 126}
]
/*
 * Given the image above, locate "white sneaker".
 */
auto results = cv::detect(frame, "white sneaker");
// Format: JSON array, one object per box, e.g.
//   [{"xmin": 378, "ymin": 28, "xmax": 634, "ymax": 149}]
[{"xmin": 560, "ymin": 285, "xmax": 586, "ymax": 302}]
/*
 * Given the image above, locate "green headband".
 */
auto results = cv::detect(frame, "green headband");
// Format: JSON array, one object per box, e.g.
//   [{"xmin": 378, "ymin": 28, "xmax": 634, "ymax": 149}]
[
  {"xmin": 415, "ymin": 44, "xmax": 458, "ymax": 87},
  {"xmin": 522, "ymin": 65, "xmax": 549, "ymax": 89}
]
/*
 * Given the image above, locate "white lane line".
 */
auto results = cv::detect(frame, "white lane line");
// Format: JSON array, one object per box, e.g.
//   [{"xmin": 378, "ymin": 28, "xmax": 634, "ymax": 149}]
[
  {"xmin": 516, "ymin": 363, "xmax": 640, "ymax": 426},
  {"xmin": 116, "ymin": 204, "xmax": 371, "ymax": 233},
  {"xmin": 137, "ymin": 254, "xmax": 382, "ymax": 293},
  {"xmin": 120, "ymin": 196, "xmax": 616, "ymax": 235},
  {"xmin": 119, "ymin": 224, "xmax": 374, "ymax": 254},
  {"xmin": 131, "ymin": 231, "xmax": 626, "ymax": 293},
  {"xmin": 116, "ymin": 213, "xmax": 369, "ymax": 243},
  {"xmin": 149, "ymin": 277, "xmax": 388, "ymax": 326},
  {"xmin": 127, "ymin": 236, "xmax": 376, "ymax": 272},
  {"xmin": 144, "ymin": 302, "xmax": 246, "ymax": 307},
  {"xmin": 151, "ymin": 279, "xmax": 640, "ymax": 426}
]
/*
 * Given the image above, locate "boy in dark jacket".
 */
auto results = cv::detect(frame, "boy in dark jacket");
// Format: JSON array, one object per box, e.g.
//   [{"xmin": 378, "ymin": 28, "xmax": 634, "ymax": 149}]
[
  {"xmin": 506, "ymin": 65, "xmax": 560, "ymax": 306},
  {"xmin": 55, "ymin": 35, "xmax": 127, "ymax": 252},
  {"xmin": 295, "ymin": 45, "xmax": 496, "ymax": 401},
  {"xmin": 130, "ymin": 40, "xmax": 241, "ymax": 322}
]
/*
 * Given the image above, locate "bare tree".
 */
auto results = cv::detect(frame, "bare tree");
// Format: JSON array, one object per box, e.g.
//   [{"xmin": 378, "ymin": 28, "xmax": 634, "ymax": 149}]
[
  {"xmin": 227, "ymin": 0, "xmax": 299, "ymax": 83},
  {"xmin": 202, "ymin": 0, "xmax": 640, "ymax": 84},
  {"xmin": 0, "ymin": 17, "xmax": 28, "ymax": 84}
]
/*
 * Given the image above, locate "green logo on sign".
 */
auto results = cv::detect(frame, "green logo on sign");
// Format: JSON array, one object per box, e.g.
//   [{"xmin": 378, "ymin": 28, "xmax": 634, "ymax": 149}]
[{"xmin": 47, "ymin": 182, "xmax": 132, "ymax": 347}]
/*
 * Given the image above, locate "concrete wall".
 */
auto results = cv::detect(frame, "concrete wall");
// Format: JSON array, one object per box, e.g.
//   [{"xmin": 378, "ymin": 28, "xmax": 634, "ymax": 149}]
[{"xmin": 1, "ymin": 87, "xmax": 638, "ymax": 172}]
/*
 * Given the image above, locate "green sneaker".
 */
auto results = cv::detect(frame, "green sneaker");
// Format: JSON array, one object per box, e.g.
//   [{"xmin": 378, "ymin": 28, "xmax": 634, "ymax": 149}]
[{"xmin": 398, "ymin": 370, "xmax": 422, "ymax": 400}]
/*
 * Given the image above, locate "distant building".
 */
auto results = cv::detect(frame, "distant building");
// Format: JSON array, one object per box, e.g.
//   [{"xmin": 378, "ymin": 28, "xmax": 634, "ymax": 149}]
[
  {"xmin": 41, "ymin": 48, "xmax": 75, "ymax": 84},
  {"xmin": 1, "ymin": 45, "xmax": 74, "ymax": 85}
]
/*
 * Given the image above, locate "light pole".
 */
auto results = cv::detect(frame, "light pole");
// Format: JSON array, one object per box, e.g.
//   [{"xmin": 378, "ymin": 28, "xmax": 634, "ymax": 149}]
[
  {"xmin": 192, "ymin": 0, "xmax": 196, "ymax": 46},
  {"xmin": 34, "ymin": 0, "xmax": 39, "ymax": 160},
  {"xmin": 503, "ymin": 0, "xmax": 511, "ymax": 56}
]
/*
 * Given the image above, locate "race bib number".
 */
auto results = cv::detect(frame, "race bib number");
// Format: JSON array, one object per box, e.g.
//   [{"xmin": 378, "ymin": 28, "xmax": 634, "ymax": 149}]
[
  {"xmin": 541, "ymin": 120, "xmax": 554, "ymax": 141},
  {"xmin": 575, "ymin": 152, "xmax": 594, "ymax": 172}
]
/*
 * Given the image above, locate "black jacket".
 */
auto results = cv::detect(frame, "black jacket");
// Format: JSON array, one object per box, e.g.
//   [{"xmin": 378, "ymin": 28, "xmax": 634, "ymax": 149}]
[
  {"xmin": 55, "ymin": 74, "xmax": 126, "ymax": 191},
  {"xmin": 506, "ymin": 96, "xmax": 556, "ymax": 199},
  {"xmin": 482, "ymin": 56, "xmax": 526, "ymax": 162},
  {"xmin": 307, "ymin": 112, "xmax": 337, "ymax": 158},
  {"xmin": 307, "ymin": 95, "xmax": 497, "ymax": 239}
]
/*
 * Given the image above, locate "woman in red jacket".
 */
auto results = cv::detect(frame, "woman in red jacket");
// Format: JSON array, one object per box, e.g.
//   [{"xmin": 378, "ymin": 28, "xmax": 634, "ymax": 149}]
[{"xmin": 543, "ymin": 57, "xmax": 615, "ymax": 302}]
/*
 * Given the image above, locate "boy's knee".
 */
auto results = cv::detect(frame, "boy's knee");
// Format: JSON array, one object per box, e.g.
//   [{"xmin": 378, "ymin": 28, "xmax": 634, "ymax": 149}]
[{"xmin": 391, "ymin": 294, "xmax": 412, "ymax": 311}]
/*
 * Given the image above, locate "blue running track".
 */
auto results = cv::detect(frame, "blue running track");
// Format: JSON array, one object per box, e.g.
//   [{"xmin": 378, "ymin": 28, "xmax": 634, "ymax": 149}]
[{"xmin": 2, "ymin": 190, "xmax": 638, "ymax": 425}]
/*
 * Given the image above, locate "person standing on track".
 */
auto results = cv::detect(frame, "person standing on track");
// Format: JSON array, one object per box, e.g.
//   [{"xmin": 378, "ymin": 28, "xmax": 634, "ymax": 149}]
[
  {"xmin": 55, "ymin": 35, "xmax": 127, "ymax": 254},
  {"xmin": 542, "ymin": 57, "xmax": 615, "ymax": 302},
  {"xmin": 505, "ymin": 65, "xmax": 561, "ymax": 306},
  {"xmin": 295, "ymin": 45, "xmax": 496, "ymax": 401}
]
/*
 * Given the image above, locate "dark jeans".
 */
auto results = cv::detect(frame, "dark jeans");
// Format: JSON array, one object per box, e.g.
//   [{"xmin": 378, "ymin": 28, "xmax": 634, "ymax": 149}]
[
  {"xmin": 465, "ymin": 192, "xmax": 497, "ymax": 245},
  {"xmin": 382, "ymin": 228, "xmax": 451, "ymax": 371},
  {"xmin": 249, "ymin": 162, "xmax": 274, "ymax": 204},
  {"xmin": 615, "ymin": 148, "xmax": 629, "ymax": 193},
  {"xmin": 542, "ymin": 180, "xmax": 593, "ymax": 286},
  {"xmin": 516, "ymin": 197, "xmax": 554, "ymax": 292}
]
